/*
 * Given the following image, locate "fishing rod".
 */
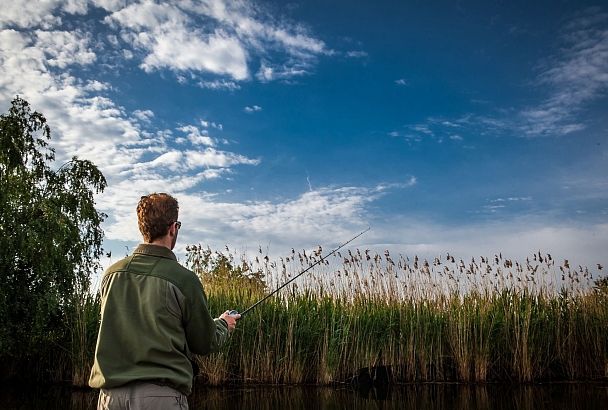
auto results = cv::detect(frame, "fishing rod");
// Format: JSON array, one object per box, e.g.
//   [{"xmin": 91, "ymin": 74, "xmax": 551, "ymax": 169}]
[{"xmin": 230, "ymin": 226, "xmax": 370, "ymax": 318}]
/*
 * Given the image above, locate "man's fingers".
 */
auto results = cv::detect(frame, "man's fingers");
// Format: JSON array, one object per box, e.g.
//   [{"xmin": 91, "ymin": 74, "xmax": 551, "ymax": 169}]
[
  {"xmin": 225, "ymin": 310, "xmax": 241, "ymax": 320},
  {"xmin": 220, "ymin": 310, "xmax": 240, "ymax": 332}
]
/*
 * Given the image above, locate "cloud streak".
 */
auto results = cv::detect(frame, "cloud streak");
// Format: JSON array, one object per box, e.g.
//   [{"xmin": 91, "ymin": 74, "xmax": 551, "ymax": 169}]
[
  {"xmin": 519, "ymin": 8, "xmax": 608, "ymax": 136},
  {"xmin": 364, "ymin": 217, "xmax": 608, "ymax": 270},
  {"xmin": 244, "ymin": 105, "xmax": 262, "ymax": 113},
  {"xmin": 392, "ymin": 9, "xmax": 608, "ymax": 141}
]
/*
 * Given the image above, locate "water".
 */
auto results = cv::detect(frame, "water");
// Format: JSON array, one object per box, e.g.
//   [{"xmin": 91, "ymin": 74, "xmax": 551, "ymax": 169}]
[{"xmin": 1, "ymin": 383, "xmax": 607, "ymax": 409}]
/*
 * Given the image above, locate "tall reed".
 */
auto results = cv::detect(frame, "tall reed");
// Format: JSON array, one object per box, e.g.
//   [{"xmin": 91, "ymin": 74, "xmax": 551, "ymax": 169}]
[
  {"xmin": 70, "ymin": 284, "xmax": 100, "ymax": 387},
  {"xmin": 190, "ymin": 247, "xmax": 607, "ymax": 385}
]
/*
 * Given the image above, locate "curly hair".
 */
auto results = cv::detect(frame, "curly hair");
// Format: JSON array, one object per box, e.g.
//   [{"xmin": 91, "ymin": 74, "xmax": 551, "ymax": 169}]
[{"xmin": 137, "ymin": 193, "xmax": 179, "ymax": 243}]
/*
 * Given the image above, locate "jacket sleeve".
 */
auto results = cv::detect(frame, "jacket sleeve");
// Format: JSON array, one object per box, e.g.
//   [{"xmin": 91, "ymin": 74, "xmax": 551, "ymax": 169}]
[{"xmin": 183, "ymin": 276, "xmax": 229, "ymax": 355}]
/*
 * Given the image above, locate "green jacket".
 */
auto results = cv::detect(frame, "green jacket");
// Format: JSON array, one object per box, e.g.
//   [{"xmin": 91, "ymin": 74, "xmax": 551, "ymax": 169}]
[{"xmin": 89, "ymin": 244, "xmax": 229, "ymax": 394}]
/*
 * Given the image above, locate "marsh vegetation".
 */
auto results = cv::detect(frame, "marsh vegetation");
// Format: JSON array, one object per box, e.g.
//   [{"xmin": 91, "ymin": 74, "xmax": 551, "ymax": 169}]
[{"xmin": 189, "ymin": 245, "xmax": 608, "ymax": 385}]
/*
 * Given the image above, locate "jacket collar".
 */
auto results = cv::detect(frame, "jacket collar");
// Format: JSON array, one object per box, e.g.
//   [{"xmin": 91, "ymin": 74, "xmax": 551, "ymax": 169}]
[{"xmin": 133, "ymin": 243, "xmax": 177, "ymax": 261}]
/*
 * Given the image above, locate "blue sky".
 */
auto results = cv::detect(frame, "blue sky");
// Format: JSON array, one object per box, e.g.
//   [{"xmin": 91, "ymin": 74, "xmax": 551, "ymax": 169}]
[{"xmin": 1, "ymin": 0, "xmax": 607, "ymax": 272}]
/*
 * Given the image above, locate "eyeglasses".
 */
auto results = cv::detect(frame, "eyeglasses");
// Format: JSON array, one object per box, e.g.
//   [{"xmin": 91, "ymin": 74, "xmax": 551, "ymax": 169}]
[{"xmin": 171, "ymin": 221, "xmax": 182, "ymax": 230}]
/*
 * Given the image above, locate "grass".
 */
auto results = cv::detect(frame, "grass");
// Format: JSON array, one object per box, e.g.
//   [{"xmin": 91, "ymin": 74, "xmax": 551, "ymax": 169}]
[
  {"xmin": 69, "ymin": 283, "xmax": 100, "ymax": 387},
  {"xmin": 190, "ymin": 246, "xmax": 608, "ymax": 385}
]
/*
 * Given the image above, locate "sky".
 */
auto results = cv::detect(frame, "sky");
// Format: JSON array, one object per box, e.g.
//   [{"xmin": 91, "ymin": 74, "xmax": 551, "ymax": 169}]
[{"xmin": 1, "ymin": 0, "xmax": 607, "ymax": 274}]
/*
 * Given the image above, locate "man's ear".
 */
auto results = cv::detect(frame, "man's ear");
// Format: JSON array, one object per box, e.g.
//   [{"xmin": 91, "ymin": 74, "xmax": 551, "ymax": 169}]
[{"xmin": 168, "ymin": 223, "xmax": 177, "ymax": 237}]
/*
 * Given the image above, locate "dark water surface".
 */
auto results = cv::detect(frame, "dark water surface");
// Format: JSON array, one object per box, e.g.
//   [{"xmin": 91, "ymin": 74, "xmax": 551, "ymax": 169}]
[{"xmin": 1, "ymin": 383, "xmax": 607, "ymax": 409}]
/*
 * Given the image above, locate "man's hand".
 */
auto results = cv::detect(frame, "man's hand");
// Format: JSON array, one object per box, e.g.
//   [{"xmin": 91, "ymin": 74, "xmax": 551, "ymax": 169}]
[{"xmin": 220, "ymin": 310, "xmax": 241, "ymax": 333}]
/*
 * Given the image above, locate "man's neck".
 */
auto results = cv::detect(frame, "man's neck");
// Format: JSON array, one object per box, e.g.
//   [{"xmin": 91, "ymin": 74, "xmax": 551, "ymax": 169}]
[{"xmin": 149, "ymin": 236, "xmax": 172, "ymax": 250}]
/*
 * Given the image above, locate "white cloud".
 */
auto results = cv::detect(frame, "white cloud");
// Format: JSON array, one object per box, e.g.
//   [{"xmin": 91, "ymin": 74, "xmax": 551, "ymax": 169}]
[
  {"xmin": 375, "ymin": 176, "xmax": 417, "ymax": 191},
  {"xmin": 0, "ymin": 22, "xmax": 262, "ymax": 254},
  {"xmin": 103, "ymin": 1, "xmax": 186, "ymax": 31},
  {"xmin": 346, "ymin": 50, "xmax": 368, "ymax": 58},
  {"xmin": 83, "ymin": 80, "xmax": 111, "ymax": 92},
  {"xmin": 256, "ymin": 60, "xmax": 308, "ymax": 82},
  {"xmin": 132, "ymin": 109, "xmax": 154, "ymax": 123},
  {"xmin": 483, "ymin": 204, "xmax": 506, "ymax": 212},
  {"xmin": 178, "ymin": 125, "xmax": 216, "ymax": 147},
  {"xmin": 104, "ymin": 1, "xmax": 249, "ymax": 78},
  {"xmin": 244, "ymin": 105, "xmax": 262, "ymax": 113},
  {"xmin": 395, "ymin": 78, "xmax": 408, "ymax": 86},
  {"xmin": 102, "ymin": 0, "xmax": 328, "ymax": 83},
  {"xmin": 101, "ymin": 186, "xmax": 608, "ymax": 274},
  {"xmin": 34, "ymin": 30, "xmax": 96, "ymax": 67},
  {"xmin": 271, "ymin": 28, "xmax": 326, "ymax": 55},
  {"xmin": 0, "ymin": 0, "xmax": 67, "ymax": 29},
  {"xmin": 0, "ymin": 28, "xmax": 143, "ymax": 172},
  {"xmin": 0, "ymin": 0, "xmax": 128, "ymax": 29},
  {"xmin": 411, "ymin": 124, "xmax": 433, "ymax": 136},
  {"xmin": 198, "ymin": 79, "xmax": 241, "ymax": 90},
  {"xmin": 190, "ymin": 0, "xmax": 327, "ymax": 56},
  {"xmin": 519, "ymin": 9, "xmax": 608, "ymax": 136},
  {"xmin": 184, "ymin": 148, "xmax": 260, "ymax": 169},
  {"xmin": 393, "ymin": 113, "xmax": 506, "ymax": 145},
  {"xmin": 140, "ymin": 29, "xmax": 249, "ymax": 80},
  {"xmin": 490, "ymin": 197, "xmax": 532, "ymax": 203},
  {"xmin": 477, "ymin": 196, "xmax": 535, "ymax": 215},
  {"xmin": 132, "ymin": 150, "xmax": 184, "ymax": 173},
  {"xmin": 97, "ymin": 179, "xmax": 416, "ymax": 254},
  {"xmin": 167, "ymin": 182, "xmax": 415, "ymax": 252},
  {"xmin": 93, "ymin": 0, "xmax": 125, "ymax": 13},
  {"xmin": 256, "ymin": 62, "xmax": 274, "ymax": 81},
  {"xmin": 169, "ymin": 186, "xmax": 379, "ymax": 251}
]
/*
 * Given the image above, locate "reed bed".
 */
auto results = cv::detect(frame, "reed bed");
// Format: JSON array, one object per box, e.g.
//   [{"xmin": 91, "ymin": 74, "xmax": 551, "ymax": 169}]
[{"xmin": 188, "ymin": 246, "xmax": 608, "ymax": 385}]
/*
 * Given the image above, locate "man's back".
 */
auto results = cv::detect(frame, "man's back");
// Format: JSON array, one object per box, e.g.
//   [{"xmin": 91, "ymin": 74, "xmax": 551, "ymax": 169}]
[{"xmin": 89, "ymin": 243, "xmax": 229, "ymax": 395}]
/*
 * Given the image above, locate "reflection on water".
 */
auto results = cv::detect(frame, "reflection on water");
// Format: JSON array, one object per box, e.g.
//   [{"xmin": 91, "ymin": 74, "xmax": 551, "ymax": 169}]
[
  {"xmin": 0, "ymin": 385, "xmax": 97, "ymax": 410},
  {"xmin": 191, "ymin": 384, "xmax": 608, "ymax": 410},
  {"xmin": 1, "ymin": 383, "xmax": 607, "ymax": 409}
]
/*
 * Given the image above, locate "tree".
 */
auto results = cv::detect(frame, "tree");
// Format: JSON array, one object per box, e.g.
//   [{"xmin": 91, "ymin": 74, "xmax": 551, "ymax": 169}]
[
  {"xmin": 0, "ymin": 96, "xmax": 106, "ymax": 376},
  {"xmin": 186, "ymin": 245, "xmax": 266, "ymax": 294}
]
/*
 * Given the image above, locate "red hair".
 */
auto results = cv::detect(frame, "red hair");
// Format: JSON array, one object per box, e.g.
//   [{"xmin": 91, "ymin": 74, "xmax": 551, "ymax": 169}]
[{"xmin": 137, "ymin": 193, "xmax": 179, "ymax": 242}]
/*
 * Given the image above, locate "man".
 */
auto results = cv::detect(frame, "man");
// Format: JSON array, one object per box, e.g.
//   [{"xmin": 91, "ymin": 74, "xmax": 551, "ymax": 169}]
[{"xmin": 89, "ymin": 193, "xmax": 239, "ymax": 409}]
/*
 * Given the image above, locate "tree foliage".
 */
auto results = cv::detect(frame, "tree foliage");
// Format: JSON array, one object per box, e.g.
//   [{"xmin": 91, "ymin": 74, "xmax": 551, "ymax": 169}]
[
  {"xmin": 0, "ymin": 96, "xmax": 107, "ymax": 364},
  {"xmin": 186, "ymin": 245, "xmax": 266, "ymax": 294}
]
